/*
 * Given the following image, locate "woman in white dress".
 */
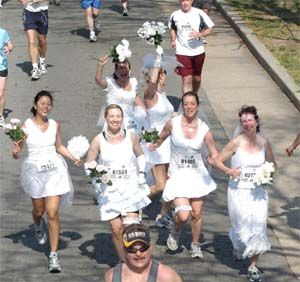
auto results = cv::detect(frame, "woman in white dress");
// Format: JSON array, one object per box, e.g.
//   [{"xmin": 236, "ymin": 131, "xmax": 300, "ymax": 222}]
[
  {"xmin": 95, "ymin": 55, "xmax": 147, "ymax": 134},
  {"xmin": 150, "ymin": 92, "xmax": 218, "ymax": 258},
  {"xmin": 210, "ymin": 105, "xmax": 276, "ymax": 282},
  {"xmin": 143, "ymin": 63, "xmax": 174, "ymax": 229},
  {"xmin": 12, "ymin": 90, "xmax": 82, "ymax": 273},
  {"xmin": 85, "ymin": 104, "xmax": 151, "ymax": 262}
]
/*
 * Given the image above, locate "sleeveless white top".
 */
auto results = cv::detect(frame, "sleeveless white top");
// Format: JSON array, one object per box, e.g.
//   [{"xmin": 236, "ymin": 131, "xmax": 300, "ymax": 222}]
[
  {"xmin": 163, "ymin": 115, "xmax": 216, "ymax": 201},
  {"xmin": 146, "ymin": 92, "xmax": 174, "ymax": 132}
]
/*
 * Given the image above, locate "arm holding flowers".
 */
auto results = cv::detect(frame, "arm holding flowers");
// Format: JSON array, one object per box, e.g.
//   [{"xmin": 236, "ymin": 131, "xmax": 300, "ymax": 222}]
[
  {"xmin": 55, "ymin": 122, "xmax": 82, "ymax": 166},
  {"xmin": 149, "ymin": 119, "xmax": 172, "ymax": 151},
  {"xmin": 12, "ymin": 139, "xmax": 25, "ymax": 159},
  {"xmin": 95, "ymin": 55, "xmax": 109, "ymax": 89}
]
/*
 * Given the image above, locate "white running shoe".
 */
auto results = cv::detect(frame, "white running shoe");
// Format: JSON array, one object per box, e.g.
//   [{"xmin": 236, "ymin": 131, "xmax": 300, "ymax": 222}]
[
  {"xmin": 35, "ymin": 219, "xmax": 47, "ymax": 245},
  {"xmin": 167, "ymin": 230, "xmax": 180, "ymax": 251},
  {"xmin": 48, "ymin": 253, "xmax": 62, "ymax": 273},
  {"xmin": 53, "ymin": 0, "xmax": 60, "ymax": 6},
  {"xmin": 247, "ymin": 266, "xmax": 262, "ymax": 282},
  {"xmin": 89, "ymin": 31, "xmax": 97, "ymax": 42},
  {"xmin": 190, "ymin": 242, "xmax": 203, "ymax": 258},
  {"xmin": 155, "ymin": 214, "xmax": 174, "ymax": 230},
  {"xmin": 122, "ymin": 9, "xmax": 128, "ymax": 16},
  {"xmin": 31, "ymin": 68, "xmax": 41, "ymax": 80},
  {"xmin": 94, "ymin": 18, "xmax": 100, "ymax": 32},
  {"xmin": 40, "ymin": 62, "xmax": 47, "ymax": 75}
]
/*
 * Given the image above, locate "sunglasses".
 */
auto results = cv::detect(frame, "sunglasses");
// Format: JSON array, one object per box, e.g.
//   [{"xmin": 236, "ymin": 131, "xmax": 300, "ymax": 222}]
[{"xmin": 126, "ymin": 244, "xmax": 150, "ymax": 254}]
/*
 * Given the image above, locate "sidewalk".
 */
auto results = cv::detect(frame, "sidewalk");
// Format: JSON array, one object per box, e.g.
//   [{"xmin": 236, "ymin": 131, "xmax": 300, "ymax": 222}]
[{"xmin": 0, "ymin": 0, "xmax": 299, "ymax": 281}]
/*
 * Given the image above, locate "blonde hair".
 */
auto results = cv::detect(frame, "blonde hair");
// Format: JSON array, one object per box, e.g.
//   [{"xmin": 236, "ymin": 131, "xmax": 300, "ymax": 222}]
[{"xmin": 104, "ymin": 104, "xmax": 124, "ymax": 118}]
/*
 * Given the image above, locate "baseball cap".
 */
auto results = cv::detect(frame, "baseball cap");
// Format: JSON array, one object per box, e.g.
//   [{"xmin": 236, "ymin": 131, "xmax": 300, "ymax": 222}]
[{"xmin": 122, "ymin": 224, "xmax": 150, "ymax": 248}]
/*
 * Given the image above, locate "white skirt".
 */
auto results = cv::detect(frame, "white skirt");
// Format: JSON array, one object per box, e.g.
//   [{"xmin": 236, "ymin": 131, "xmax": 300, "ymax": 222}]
[
  {"xmin": 20, "ymin": 155, "xmax": 74, "ymax": 207},
  {"xmin": 95, "ymin": 177, "xmax": 151, "ymax": 221},
  {"xmin": 162, "ymin": 168, "xmax": 216, "ymax": 202},
  {"xmin": 228, "ymin": 185, "xmax": 270, "ymax": 258}
]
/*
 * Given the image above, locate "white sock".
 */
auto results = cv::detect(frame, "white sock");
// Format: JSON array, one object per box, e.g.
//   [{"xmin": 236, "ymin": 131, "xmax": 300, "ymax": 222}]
[
  {"xmin": 49, "ymin": 251, "xmax": 58, "ymax": 257},
  {"xmin": 40, "ymin": 57, "xmax": 46, "ymax": 64},
  {"xmin": 32, "ymin": 63, "xmax": 39, "ymax": 69}
]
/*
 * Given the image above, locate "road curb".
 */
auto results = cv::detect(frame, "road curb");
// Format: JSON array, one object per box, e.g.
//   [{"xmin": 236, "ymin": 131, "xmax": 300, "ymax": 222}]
[{"xmin": 213, "ymin": 0, "xmax": 300, "ymax": 111}]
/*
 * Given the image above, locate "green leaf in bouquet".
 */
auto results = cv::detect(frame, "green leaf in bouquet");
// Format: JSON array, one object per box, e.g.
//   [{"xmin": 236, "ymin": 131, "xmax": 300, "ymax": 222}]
[{"xmin": 7, "ymin": 126, "xmax": 26, "ymax": 142}]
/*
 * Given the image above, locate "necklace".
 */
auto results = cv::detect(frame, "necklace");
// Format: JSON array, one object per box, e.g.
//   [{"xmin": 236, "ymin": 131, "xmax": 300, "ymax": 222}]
[{"xmin": 105, "ymin": 130, "xmax": 122, "ymax": 138}]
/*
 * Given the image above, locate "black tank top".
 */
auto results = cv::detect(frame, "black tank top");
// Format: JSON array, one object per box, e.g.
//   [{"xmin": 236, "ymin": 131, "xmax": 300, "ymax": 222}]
[{"xmin": 112, "ymin": 260, "xmax": 159, "ymax": 282}]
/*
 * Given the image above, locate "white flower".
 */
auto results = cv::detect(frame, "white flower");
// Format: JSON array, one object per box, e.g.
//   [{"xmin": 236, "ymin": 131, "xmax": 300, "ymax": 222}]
[
  {"xmin": 123, "ymin": 48, "xmax": 132, "ymax": 58},
  {"xmin": 101, "ymin": 173, "xmax": 111, "ymax": 184},
  {"xmin": 67, "ymin": 135, "xmax": 90, "ymax": 158},
  {"xmin": 121, "ymin": 39, "xmax": 129, "ymax": 48},
  {"xmin": 96, "ymin": 164, "xmax": 107, "ymax": 173},
  {"xmin": 254, "ymin": 162, "xmax": 275, "ymax": 186},
  {"xmin": 85, "ymin": 161, "xmax": 97, "ymax": 170},
  {"xmin": 118, "ymin": 55, "xmax": 125, "ymax": 62},
  {"xmin": 116, "ymin": 44, "xmax": 124, "ymax": 56},
  {"xmin": 148, "ymin": 38, "xmax": 155, "ymax": 45},
  {"xmin": 156, "ymin": 45, "xmax": 163, "ymax": 56},
  {"xmin": 146, "ymin": 26, "xmax": 156, "ymax": 36},
  {"xmin": 10, "ymin": 118, "xmax": 21, "ymax": 126},
  {"xmin": 142, "ymin": 21, "xmax": 151, "ymax": 27},
  {"xmin": 3, "ymin": 123, "xmax": 12, "ymax": 133}
]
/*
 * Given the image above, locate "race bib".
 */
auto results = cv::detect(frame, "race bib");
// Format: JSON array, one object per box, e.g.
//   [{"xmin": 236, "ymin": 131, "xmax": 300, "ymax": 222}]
[
  {"xmin": 178, "ymin": 155, "xmax": 198, "ymax": 169},
  {"xmin": 110, "ymin": 165, "xmax": 130, "ymax": 180},
  {"xmin": 239, "ymin": 167, "xmax": 258, "ymax": 183},
  {"xmin": 36, "ymin": 159, "xmax": 57, "ymax": 172}
]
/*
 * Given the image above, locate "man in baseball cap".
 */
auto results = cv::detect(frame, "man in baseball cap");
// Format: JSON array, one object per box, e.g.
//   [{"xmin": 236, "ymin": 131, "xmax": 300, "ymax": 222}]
[{"xmin": 104, "ymin": 224, "xmax": 182, "ymax": 282}]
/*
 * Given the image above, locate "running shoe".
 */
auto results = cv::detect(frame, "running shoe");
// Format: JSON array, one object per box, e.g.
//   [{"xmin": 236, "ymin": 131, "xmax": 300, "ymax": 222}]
[
  {"xmin": 155, "ymin": 214, "xmax": 174, "ymax": 230},
  {"xmin": 166, "ymin": 229, "xmax": 180, "ymax": 251},
  {"xmin": 122, "ymin": 9, "xmax": 128, "ymax": 16},
  {"xmin": 35, "ymin": 219, "xmax": 47, "ymax": 245},
  {"xmin": 190, "ymin": 242, "xmax": 203, "ymax": 258},
  {"xmin": 247, "ymin": 266, "xmax": 263, "ymax": 282},
  {"xmin": 48, "ymin": 253, "xmax": 62, "ymax": 273},
  {"xmin": 31, "ymin": 67, "xmax": 41, "ymax": 80},
  {"xmin": 40, "ymin": 62, "xmax": 47, "ymax": 75},
  {"xmin": 89, "ymin": 31, "xmax": 97, "ymax": 42},
  {"xmin": 53, "ymin": 0, "xmax": 60, "ymax": 6}
]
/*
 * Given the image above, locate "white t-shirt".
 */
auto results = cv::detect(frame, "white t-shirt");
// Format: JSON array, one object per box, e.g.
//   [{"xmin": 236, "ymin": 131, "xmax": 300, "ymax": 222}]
[
  {"xmin": 24, "ymin": 0, "xmax": 48, "ymax": 12},
  {"xmin": 168, "ymin": 7, "xmax": 214, "ymax": 56}
]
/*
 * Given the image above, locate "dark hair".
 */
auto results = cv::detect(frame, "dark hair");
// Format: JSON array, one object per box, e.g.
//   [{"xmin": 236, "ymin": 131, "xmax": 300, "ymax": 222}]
[
  {"xmin": 238, "ymin": 105, "xmax": 260, "ymax": 132},
  {"xmin": 113, "ymin": 59, "xmax": 131, "ymax": 80},
  {"xmin": 30, "ymin": 90, "xmax": 53, "ymax": 116},
  {"xmin": 181, "ymin": 91, "xmax": 200, "ymax": 106},
  {"xmin": 104, "ymin": 104, "xmax": 124, "ymax": 118}
]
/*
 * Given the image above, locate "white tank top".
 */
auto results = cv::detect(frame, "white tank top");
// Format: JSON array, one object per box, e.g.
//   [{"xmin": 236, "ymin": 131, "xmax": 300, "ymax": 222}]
[
  {"xmin": 24, "ymin": 118, "xmax": 57, "ymax": 161},
  {"xmin": 98, "ymin": 131, "xmax": 137, "ymax": 180},
  {"xmin": 146, "ymin": 92, "xmax": 174, "ymax": 132},
  {"xmin": 169, "ymin": 115, "xmax": 209, "ymax": 176}
]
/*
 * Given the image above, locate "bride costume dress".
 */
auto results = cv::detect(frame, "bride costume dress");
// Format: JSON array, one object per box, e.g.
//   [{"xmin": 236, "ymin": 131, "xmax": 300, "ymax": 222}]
[
  {"xmin": 97, "ymin": 76, "xmax": 146, "ymax": 134},
  {"xmin": 162, "ymin": 114, "xmax": 216, "ymax": 201},
  {"xmin": 95, "ymin": 130, "xmax": 151, "ymax": 221},
  {"xmin": 228, "ymin": 145, "xmax": 271, "ymax": 258},
  {"xmin": 142, "ymin": 91, "xmax": 174, "ymax": 168},
  {"xmin": 20, "ymin": 119, "xmax": 73, "ymax": 206}
]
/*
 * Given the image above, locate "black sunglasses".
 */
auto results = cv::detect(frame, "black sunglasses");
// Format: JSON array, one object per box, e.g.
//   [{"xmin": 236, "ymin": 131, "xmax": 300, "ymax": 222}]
[{"xmin": 126, "ymin": 244, "xmax": 150, "ymax": 254}]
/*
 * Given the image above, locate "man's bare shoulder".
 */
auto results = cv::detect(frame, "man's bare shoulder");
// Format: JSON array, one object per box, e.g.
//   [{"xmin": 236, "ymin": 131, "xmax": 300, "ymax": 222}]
[
  {"xmin": 157, "ymin": 263, "xmax": 182, "ymax": 282},
  {"xmin": 104, "ymin": 267, "xmax": 114, "ymax": 282}
]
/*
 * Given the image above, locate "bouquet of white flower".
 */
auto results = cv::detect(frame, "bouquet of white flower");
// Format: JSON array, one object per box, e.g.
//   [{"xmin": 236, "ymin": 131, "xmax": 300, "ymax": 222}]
[
  {"xmin": 84, "ymin": 161, "xmax": 112, "ymax": 186},
  {"xmin": 67, "ymin": 135, "xmax": 90, "ymax": 159},
  {"xmin": 109, "ymin": 39, "xmax": 132, "ymax": 63},
  {"xmin": 3, "ymin": 118, "xmax": 26, "ymax": 142},
  {"xmin": 254, "ymin": 162, "xmax": 275, "ymax": 186},
  {"xmin": 137, "ymin": 21, "xmax": 167, "ymax": 47}
]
